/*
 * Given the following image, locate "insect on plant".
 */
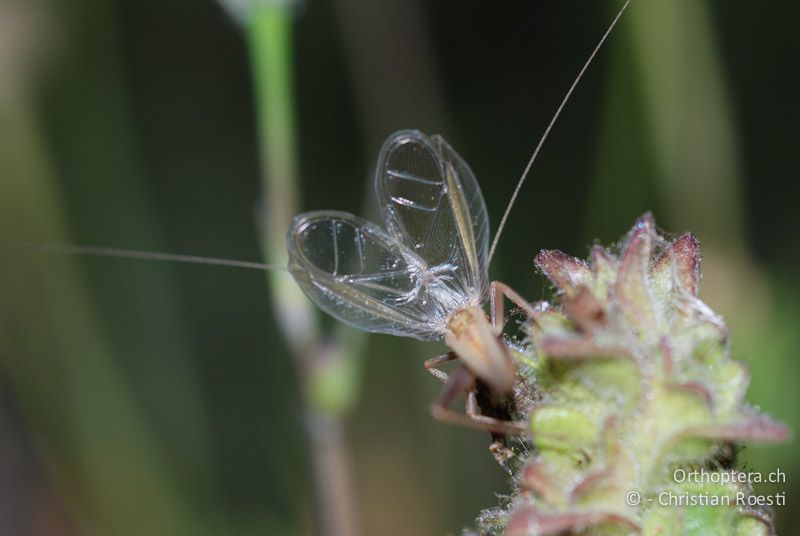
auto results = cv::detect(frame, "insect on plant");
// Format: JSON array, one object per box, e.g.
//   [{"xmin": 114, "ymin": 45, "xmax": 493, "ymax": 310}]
[
  {"xmin": 284, "ymin": 1, "xmax": 632, "ymax": 436},
  {"xmin": 22, "ymin": 1, "xmax": 632, "ymax": 438},
  {"xmin": 287, "ymin": 130, "xmax": 536, "ymax": 435}
]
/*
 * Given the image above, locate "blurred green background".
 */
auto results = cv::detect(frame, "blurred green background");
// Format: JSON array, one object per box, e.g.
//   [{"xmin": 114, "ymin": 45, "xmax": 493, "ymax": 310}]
[{"xmin": 0, "ymin": 0, "xmax": 797, "ymax": 534}]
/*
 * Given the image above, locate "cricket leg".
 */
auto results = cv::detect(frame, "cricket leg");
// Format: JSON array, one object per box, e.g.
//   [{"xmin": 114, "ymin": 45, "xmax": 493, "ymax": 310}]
[
  {"xmin": 465, "ymin": 390, "xmax": 528, "ymax": 436},
  {"xmin": 424, "ymin": 351, "xmax": 458, "ymax": 383},
  {"xmin": 429, "ymin": 366, "xmax": 526, "ymax": 436},
  {"xmin": 490, "ymin": 280, "xmax": 538, "ymax": 333},
  {"xmin": 429, "ymin": 365, "xmax": 479, "ymax": 429}
]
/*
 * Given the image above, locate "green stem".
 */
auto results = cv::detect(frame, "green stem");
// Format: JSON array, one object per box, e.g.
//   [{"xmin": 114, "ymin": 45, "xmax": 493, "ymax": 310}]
[
  {"xmin": 248, "ymin": 4, "xmax": 318, "ymax": 350},
  {"xmin": 245, "ymin": 5, "xmax": 360, "ymax": 535}
]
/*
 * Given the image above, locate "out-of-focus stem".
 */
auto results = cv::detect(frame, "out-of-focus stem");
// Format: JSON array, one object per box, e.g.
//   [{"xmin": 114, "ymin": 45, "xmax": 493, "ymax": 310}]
[
  {"xmin": 626, "ymin": 0, "xmax": 745, "ymax": 245},
  {"xmin": 622, "ymin": 1, "xmax": 775, "ymax": 343},
  {"xmin": 248, "ymin": 3, "xmax": 317, "ymax": 351},
  {"xmin": 243, "ymin": 3, "xmax": 361, "ymax": 535},
  {"xmin": 0, "ymin": 97, "xmax": 197, "ymax": 536},
  {"xmin": 592, "ymin": 0, "xmax": 798, "ymax": 494},
  {"xmin": 333, "ymin": 0, "xmax": 447, "ymax": 150}
]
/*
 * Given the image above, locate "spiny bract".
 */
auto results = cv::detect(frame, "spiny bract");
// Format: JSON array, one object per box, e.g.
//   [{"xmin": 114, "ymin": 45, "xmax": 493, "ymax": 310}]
[{"xmin": 473, "ymin": 214, "xmax": 788, "ymax": 536}]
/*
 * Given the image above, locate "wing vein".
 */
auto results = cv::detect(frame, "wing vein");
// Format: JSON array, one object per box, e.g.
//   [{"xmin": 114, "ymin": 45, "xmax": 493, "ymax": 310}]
[
  {"xmin": 390, "ymin": 195, "xmax": 438, "ymax": 212},
  {"xmin": 387, "ymin": 169, "xmax": 443, "ymax": 186},
  {"xmin": 331, "ymin": 222, "xmax": 339, "ymax": 276},
  {"xmin": 420, "ymin": 186, "xmax": 446, "ymax": 260}
]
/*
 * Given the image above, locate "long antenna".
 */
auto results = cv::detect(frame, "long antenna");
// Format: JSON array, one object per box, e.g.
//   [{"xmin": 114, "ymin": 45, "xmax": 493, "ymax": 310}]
[
  {"xmin": 488, "ymin": 0, "xmax": 632, "ymax": 263},
  {"xmin": 17, "ymin": 243, "xmax": 286, "ymax": 272}
]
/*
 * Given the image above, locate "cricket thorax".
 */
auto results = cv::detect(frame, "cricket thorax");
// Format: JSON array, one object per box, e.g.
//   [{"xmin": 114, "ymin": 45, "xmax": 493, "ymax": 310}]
[
  {"xmin": 444, "ymin": 306, "xmax": 485, "ymax": 337},
  {"xmin": 443, "ymin": 306, "xmax": 515, "ymax": 396}
]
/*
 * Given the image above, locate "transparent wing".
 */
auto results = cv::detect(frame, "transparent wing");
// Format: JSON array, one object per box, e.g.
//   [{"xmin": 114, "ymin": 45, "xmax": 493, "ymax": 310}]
[
  {"xmin": 287, "ymin": 211, "xmax": 465, "ymax": 340},
  {"xmin": 375, "ymin": 130, "xmax": 490, "ymax": 301}
]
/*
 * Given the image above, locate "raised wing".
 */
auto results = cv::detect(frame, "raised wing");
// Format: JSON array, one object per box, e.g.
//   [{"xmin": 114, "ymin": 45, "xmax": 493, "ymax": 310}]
[
  {"xmin": 375, "ymin": 130, "xmax": 490, "ymax": 301},
  {"xmin": 287, "ymin": 211, "xmax": 467, "ymax": 340}
]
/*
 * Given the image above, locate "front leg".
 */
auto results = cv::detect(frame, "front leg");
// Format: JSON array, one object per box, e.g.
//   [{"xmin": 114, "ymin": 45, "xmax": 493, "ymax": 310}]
[
  {"xmin": 490, "ymin": 280, "xmax": 538, "ymax": 333},
  {"xmin": 424, "ymin": 351, "xmax": 458, "ymax": 383}
]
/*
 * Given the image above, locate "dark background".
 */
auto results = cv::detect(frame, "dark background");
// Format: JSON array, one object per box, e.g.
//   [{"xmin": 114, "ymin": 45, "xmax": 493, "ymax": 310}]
[{"xmin": 0, "ymin": 0, "xmax": 796, "ymax": 534}]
